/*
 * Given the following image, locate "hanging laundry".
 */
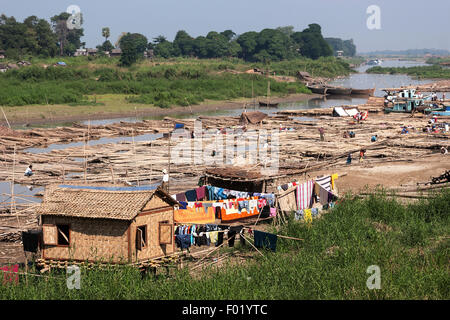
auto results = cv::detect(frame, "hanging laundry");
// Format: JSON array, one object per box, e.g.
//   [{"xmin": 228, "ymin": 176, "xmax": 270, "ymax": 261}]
[
  {"xmin": 176, "ymin": 193, "xmax": 187, "ymax": 202},
  {"xmin": 206, "ymin": 186, "xmax": 215, "ymax": 201},
  {"xmin": 185, "ymin": 189, "xmax": 197, "ymax": 202},
  {"xmin": 315, "ymin": 175, "xmax": 332, "ymax": 191},
  {"xmin": 239, "ymin": 229, "xmax": 246, "ymax": 246},
  {"xmin": 209, "ymin": 231, "xmax": 219, "ymax": 244},
  {"xmin": 270, "ymin": 207, "xmax": 277, "ymax": 217},
  {"xmin": 304, "ymin": 209, "xmax": 312, "ymax": 224},
  {"xmin": 175, "ymin": 234, "xmax": 191, "ymax": 249},
  {"xmin": 319, "ymin": 185, "xmax": 329, "ymax": 205},
  {"xmin": 179, "ymin": 201, "xmax": 188, "ymax": 209},
  {"xmin": 195, "ymin": 186, "xmax": 206, "ymax": 201},
  {"xmin": 296, "ymin": 180, "xmax": 314, "ymax": 210},
  {"xmin": 294, "ymin": 210, "xmax": 303, "ymax": 220},
  {"xmin": 228, "ymin": 226, "xmax": 243, "ymax": 247},
  {"xmin": 311, "ymin": 208, "xmax": 319, "ymax": 217},
  {"xmin": 331, "ymin": 174, "xmax": 338, "ymax": 190},
  {"xmin": 253, "ymin": 230, "xmax": 277, "ymax": 252}
]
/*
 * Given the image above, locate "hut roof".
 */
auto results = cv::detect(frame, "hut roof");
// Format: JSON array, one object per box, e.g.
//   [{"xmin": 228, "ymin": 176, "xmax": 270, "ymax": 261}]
[
  {"xmin": 37, "ymin": 184, "xmax": 177, "ymax": 220},
  {"xmin": 205, "ymin": 166, "xmax": 265, "ymax": 181},
  {"xmin": 239, "ymin": 111, "xmax": 268, "ymax": 125},
  {"xmin": 297, "ymin": 71, "xmax": 312, "ymax": 80}
]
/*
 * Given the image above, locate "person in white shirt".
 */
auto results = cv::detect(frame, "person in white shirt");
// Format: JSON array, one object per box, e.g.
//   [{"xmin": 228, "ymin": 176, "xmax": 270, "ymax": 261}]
[
  {"xmin": 161, "ymin": 169, "xmax": 169, "ymax": 192},
  {"xmin": 24, "ymin": 165, "xmax": 33, "ymax": 177}
]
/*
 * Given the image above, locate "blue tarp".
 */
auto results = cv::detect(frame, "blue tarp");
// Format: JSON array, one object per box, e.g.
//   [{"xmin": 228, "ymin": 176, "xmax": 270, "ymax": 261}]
[
  {"xmin": 174, "ymin": 123, "xmax": 184, "ymax": 129},
  {"xmin": 57, "ymin": 62, "xmax": 67, "ymax": 66},
  {"xmin": 58, "ymin": 184, "xmax": 159, "ymax": 192}
]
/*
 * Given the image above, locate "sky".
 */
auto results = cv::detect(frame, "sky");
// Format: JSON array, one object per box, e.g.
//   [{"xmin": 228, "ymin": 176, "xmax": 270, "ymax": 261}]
[{"xmin": 1, "ymin": 0, "xmax": 449, "ymax": 53}]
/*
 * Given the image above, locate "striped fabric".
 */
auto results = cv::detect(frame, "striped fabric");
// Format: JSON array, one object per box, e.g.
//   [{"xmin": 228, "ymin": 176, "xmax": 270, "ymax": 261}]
[
  {"xmin": 315, "ymin": 175, "xmax": 331, "ymax": 191},
  {"xmin": 296, "ymin": 180, "xmax": 314, "ymax": 210}
]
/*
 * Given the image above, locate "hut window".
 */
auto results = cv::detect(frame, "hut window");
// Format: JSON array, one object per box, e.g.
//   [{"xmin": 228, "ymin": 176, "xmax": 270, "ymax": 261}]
[
  {"xmin": 56, "ymin": 224, "xmax": 70, "ymax": 246},
  {"xmin": 159, "ymin": 222, "xmax": 172, "ymax": 245},
  {"xmin": 136, "ymin": 225, "xmax": 147, "ymax": 250}
]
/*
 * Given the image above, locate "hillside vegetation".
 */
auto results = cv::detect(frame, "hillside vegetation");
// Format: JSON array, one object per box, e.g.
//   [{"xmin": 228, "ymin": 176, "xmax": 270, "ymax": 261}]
[{"xmin": 0, "ymin": 57, "xmax": 353, "ymax": 107}]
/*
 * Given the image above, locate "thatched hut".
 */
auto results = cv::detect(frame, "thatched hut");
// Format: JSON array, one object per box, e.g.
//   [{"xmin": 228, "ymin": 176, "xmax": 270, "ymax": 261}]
[{"xmin": 36, "ymin": 184, "xmax": 178, "ymax": 264}]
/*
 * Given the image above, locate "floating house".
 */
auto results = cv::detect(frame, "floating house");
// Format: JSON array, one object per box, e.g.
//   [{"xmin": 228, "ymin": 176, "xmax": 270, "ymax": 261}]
[{"xmin": 36, "ymin": 184, "xmax": 178, "ymax": 264}]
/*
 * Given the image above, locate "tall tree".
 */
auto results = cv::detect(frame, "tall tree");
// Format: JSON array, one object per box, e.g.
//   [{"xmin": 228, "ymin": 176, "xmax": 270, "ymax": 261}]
[
  {"xmin": 173, "ymin": 30, "xmax": 195, "ymax": 56},
  {"xmin": 51, "ymin": 12, "xmax": 84, "ymax": 56},
  {"xmin": 102, "ymin": 27, "xmax": 110, "ymax": 42},
  {"xmin": 119, "ymin": 32, "xmax": 148, "ymax": 66}
]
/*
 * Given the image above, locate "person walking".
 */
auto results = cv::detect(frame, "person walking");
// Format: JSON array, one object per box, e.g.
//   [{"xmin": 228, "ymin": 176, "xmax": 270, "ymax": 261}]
[
  {"xmin": 359, "ymin": 149, "xmax": 366, "ymax": 163},
  {"xmin": 346, "ymin": 153, "xmax": 352, "ymax": 165},
  {"xmin": 319, "ymin": 127, "xmax": 325, "ymax": 141}
]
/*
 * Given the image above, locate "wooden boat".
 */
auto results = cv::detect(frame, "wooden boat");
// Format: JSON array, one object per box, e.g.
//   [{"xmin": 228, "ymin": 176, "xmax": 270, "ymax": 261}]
[
  {"xmin": 351, "ymin": 88, "xmax": 375, "ymax": 96},
  {"xmin": 259, "ymin": 80, "xmax": 279, "ymax": 107},
  {"xmin": 326, "ymin": 87, "xmax": 352, "ymax": 95},
  {"xmin": 431, "ymin": 105, "xmax": 450, "ymax": 116},
  {"xmin": 307, "ymin": 85, "xmax": 328, "ymax": 94},
  {"xmin": 259, "ymin": 101, "xmax": 279, "ymax": 107}
]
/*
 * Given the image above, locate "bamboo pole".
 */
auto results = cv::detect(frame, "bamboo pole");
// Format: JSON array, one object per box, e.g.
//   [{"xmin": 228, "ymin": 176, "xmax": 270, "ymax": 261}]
[
  {"xmin": 83, "ymin": 132, "xmax": 87, "ymax": 183},
  {"xmin": 241, "ymin": 233, "xmax": 265, "ymax": 258},
  {"xmin": 1, "ymin": 107, "xmax": 11, "ymax": 129},
  {"xmin": 131, "ymin": 129, "xmax": 140, "ymax": 186}
]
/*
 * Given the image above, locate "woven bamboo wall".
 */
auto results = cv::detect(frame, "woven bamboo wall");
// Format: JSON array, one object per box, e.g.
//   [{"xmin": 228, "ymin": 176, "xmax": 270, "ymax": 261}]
[
  {"xmin": 41, "ymin": 216, "xmax": 130, "ymax": 263},
  {"xmin": 130, "ymin": 208, "xmax": 174, "ymax": 262}
]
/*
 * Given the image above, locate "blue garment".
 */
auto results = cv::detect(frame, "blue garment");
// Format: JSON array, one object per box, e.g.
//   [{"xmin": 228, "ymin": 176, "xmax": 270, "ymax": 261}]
[
  {"xmin": 254, "ymin": 230, "xmax": 277, "ymax": 252},
  {"xmin": 205, "ymin": 224, "xmax": 217, "ymax": 232},
  {"xmin": 214, "ymin": 187, "xmax": 227, "ymax": 200},
  {"xmin": 185, "ymin": 189, "xmax": 197, "ymax": 202},
  {"xmin": 311, "ymin": 208, "xmax": 319, "ymax": 217},
  {"xmin": 294, "ymin": 210, "xmax": 303, "ymax": 220},
  {"xmin": 175, "ymin": 234, "xmax": 191, "ymax": 249},
  {"xmin": 179, "ymin": 201, "xmax": 188, "ymax": 209},
  {"xmin": 206, "ymin": 186, "xmax": 215, "ymax": 201}
]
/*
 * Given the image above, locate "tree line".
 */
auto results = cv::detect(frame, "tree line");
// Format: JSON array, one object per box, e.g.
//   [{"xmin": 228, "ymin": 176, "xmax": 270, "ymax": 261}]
[{"xmin": 0, "ymin": 13, "xmax": 356, "ymax": 66}]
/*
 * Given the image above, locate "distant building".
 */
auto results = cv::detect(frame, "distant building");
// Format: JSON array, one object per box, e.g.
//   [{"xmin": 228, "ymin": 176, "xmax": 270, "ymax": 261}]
[
  {"xmin": 110, "ymin": 48, "xmax": 122, "ymax": 57},
  {"xmin": 87, "ymin": 48, "xmax": 98, "ymax": 56},
  {"xmin": 0, "ymin": 50, "xmax": 5, "ymax": 59},
  {"xmin": 74, "ymin": 49, "xmax": 87, "ymax": 57},
  {"xmin": 144, "ymin": 49, "xmax": 154, "ymax": 59},
  {"xmin": 336, "ymin": 50, "xmax": 344, "ymax": 57}
]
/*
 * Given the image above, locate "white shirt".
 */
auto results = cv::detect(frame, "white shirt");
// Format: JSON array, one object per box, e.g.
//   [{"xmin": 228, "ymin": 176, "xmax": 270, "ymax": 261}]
[
  {"xmin": 162, "ymin": 174, "xmax": 169, "ymax": 182},
  {"xmin": 25, "ymin": 167, "xmax": 32, "ymax": 175}
]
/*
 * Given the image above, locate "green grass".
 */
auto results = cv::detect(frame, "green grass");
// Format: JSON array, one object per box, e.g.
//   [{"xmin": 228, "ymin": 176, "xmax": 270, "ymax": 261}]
[
  {"xmin": 366, "ymin": 65, "xmax": 450, "ymax": 79},
  {"xmin": 1, "ymin": 188, "xmax": 448, "ymax": 299}
]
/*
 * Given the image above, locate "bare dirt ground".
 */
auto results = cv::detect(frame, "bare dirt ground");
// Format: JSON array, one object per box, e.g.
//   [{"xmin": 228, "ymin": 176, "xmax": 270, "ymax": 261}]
[{"xmin": 308, "ymin": 153, "xmax": 450, "ymax": 194}]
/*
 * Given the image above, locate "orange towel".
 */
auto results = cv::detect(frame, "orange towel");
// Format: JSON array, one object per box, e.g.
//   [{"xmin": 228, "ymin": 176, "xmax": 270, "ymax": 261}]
[{"xmin": 174, "ymin": 206, "xmax": 215, "ymax": 224}]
